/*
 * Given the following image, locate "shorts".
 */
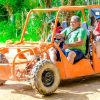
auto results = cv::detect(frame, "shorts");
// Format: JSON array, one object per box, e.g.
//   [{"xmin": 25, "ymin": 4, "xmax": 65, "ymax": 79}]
[{"xmin": 62, "ymin": 49, "xmax": 84, "ymax": 63}]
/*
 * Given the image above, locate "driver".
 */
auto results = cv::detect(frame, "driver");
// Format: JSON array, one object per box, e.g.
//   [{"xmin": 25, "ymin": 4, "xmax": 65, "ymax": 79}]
[{"xmin": 49, "ymin": 16, "xmax": 87, "ymax": 64}]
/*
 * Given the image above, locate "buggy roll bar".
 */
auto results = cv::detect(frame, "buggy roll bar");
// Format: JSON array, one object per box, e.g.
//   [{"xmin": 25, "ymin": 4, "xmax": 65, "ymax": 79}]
[{"xmin": 20, "ymin": 5, "xmax": 100, "ymax": 43}]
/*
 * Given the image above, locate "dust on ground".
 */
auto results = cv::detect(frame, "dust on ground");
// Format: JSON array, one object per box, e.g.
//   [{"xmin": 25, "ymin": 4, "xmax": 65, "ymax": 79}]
[{"xmin": 0, "ymin": 75, "xmax": 100, "ymax": 100}]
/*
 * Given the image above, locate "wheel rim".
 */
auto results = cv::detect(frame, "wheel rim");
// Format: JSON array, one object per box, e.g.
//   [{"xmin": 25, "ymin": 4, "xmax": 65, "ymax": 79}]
[{"xmin": 42, "ymin": 69, "xmax": 54, "ymax": 87}]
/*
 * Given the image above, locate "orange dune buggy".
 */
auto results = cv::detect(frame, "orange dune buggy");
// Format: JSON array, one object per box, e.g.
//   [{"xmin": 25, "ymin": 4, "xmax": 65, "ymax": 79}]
[{"xmin": 0, "ymin": 5, "xmax": 100, "ymax": 95}]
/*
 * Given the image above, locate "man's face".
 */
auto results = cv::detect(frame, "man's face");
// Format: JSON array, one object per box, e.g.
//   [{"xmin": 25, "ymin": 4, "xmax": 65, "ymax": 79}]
[{"xmin": 70, "ymin": 19, "xmax": 80, "ymax": 30}]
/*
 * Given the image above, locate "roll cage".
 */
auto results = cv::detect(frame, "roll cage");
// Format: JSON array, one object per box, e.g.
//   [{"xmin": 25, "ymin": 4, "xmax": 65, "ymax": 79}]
[{"xmin": 20, "ymin": 5, "xmax": 100, "ymax": 44}]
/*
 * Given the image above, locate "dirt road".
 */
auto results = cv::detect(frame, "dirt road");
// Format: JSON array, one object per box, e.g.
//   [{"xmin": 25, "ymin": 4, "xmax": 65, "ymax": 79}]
[{"xmin": 0, "ymin": 75, "xmax": 100, "ymax": 100}]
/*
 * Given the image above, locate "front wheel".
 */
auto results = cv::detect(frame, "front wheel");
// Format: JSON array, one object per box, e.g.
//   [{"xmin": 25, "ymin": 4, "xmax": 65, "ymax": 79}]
[{"xmin": 31, "ymin": 59, "xmax": 60, "ymax": 95}]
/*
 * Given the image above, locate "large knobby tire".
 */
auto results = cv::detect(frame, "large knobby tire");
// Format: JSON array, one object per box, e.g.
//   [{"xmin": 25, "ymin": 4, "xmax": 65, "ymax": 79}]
[
  {"xmin": 32, "ymin": 59, "xmax": 60, "ymax": 95},
  {"xmin": 0, "ymin": 80, "xmax": 6, "ymax": 86}
]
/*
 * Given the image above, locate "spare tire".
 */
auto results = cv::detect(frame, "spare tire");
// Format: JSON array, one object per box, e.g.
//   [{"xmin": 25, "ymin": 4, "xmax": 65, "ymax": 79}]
[{"xmin": 31, "ymin": 59, "xmax": 60, "ymax": 95}]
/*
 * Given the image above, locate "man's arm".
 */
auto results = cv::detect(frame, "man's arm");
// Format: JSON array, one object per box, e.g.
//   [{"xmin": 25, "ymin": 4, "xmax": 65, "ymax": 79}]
[
  {"xmin": 55, "ymin": 28, "xmax": 68, "ymax": 38},
  {"xmin": 63, "ymin": 28, "xmax": 87, "ymax": 50},
  {"xmin": 55, "ymin": 32, "xmax": 65, "ymax": 38},
  {"xmin": 63, "ymin": 38, "xmax": 84, "ymax": 49}
]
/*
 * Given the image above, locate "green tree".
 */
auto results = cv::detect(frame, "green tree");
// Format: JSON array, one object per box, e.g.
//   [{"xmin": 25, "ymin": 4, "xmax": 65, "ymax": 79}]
[{"xmin": 0, "ymin": 0, "xmax": 98, "ymax": 42}]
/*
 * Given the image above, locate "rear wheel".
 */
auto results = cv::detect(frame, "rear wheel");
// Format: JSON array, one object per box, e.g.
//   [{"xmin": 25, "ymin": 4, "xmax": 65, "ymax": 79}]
[{"xmin": 31, "ymin": 59, "xmax": 60, "ymax": 95}]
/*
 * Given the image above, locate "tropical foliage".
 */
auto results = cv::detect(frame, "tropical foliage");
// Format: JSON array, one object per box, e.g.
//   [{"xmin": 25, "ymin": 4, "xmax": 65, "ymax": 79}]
[{"xmin": 0, "ymin": 0, "xmax": 99, "ymax": 42}]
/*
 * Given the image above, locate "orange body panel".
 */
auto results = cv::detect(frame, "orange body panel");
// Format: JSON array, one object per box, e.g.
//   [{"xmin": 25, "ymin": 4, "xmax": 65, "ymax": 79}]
[
  {"xmin": 56, "ymin": 62, "xmax": 65, "ymax": 79},
  {"xmin": 56, "ymin": 51, "xmax": 94, "ymax": 80},
  {"xmin": 64, "ymin": 59, "xmax": 94, "ymax": 79},
  {"xmin": 93, "ymin": 51, "xmax": 100, "ymax": 73},
  {"xmin": 0, "ymin": 48, "xmax": 9, "ymax": 54},
  {"xmin": 0, "ymin": 64, "xmax": 11, "ymax": 80}
]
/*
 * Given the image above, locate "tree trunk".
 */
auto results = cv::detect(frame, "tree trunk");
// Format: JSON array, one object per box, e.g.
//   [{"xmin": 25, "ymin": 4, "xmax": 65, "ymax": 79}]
[
  {"xmin": 4, "ymin": 4, "xmax": 13, "ymax": 17},
  {"xmin": 44, "ymin": 0, "xmax": 52, "ymax": 8},
  {"xmin": 61, "ymin": 0, "xmax": 65, "ymax": 5},
  {"xmin": 63, "ymin": 0, "xmax": 76, "ymax": 26},
  {"xmin": 67, "ymin": 0, "xmax": 76, "ymax": 5}
]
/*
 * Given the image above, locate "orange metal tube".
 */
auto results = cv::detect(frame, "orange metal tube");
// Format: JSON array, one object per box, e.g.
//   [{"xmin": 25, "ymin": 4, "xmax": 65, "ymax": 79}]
[
  {"xmin": 20, "ymin": 5, "xmax": 100, "ymax": 43},
  {"xmin": 11, "ymin": 49, "xmax": 33, "ymax": 79}
]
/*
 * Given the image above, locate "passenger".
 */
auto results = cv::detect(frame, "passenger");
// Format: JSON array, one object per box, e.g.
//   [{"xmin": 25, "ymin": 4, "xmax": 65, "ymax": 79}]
[
  {"xmin": 93, "ymin": 16, "xmax": 100, "ymax": 41},
  {"xmin": 51, "ymin": 16, "xmax": 87, "ymax": 64},
  {"xmin": 46, "ymin": 20, "xmax": 64, "ymax": 63},
  {"xmin": 46, "ymin": 20, "xmax": 63, "ymax": 42}
]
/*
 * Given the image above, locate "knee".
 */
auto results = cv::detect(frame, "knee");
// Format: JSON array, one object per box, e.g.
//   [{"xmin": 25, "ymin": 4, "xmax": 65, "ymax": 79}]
[
  {"xmin": 68, "ymin": 51, "xmax": 76, "ymax": 59},
  {"xmin": 67, "ymin": 51, "xmax": 76, "ymax": 64},
  {"xmin": 49, "ymin": 47, "xmax": 56, "ymax": 53}
]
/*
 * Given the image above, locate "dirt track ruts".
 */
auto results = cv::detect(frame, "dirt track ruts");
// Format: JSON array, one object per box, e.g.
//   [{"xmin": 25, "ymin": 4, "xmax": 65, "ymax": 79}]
[{"xmin": 0, "ymin": 75, "xmax": 100, "ymax": 100}]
